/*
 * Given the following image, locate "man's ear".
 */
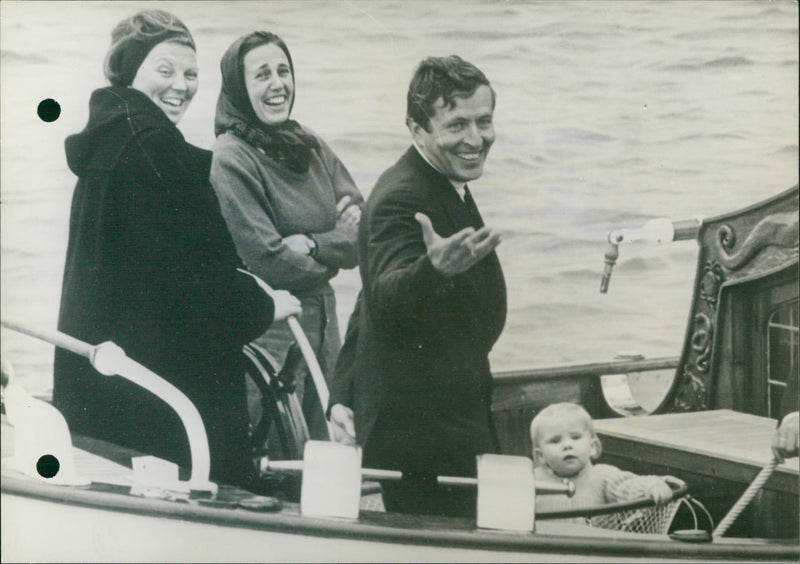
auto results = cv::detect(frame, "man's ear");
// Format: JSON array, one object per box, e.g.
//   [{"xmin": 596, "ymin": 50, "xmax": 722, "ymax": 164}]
[
  {"xmin": 590, "ymin": 436, "xmax": 602, "ymax": 461},
  {"xmin": 406, "ymin": 117, "xmax": 422, "ymax": 139}
]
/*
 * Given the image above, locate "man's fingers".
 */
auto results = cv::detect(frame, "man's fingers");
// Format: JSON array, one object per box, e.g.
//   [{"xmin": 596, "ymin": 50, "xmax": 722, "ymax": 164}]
[
  {"xmin": 467, "ymin": 226, "xmax": 501, "ymax": 245},
  {"xmin": 337, "ymin": 195, "xmax": 352, "ymax": 213},
  {"xmin": 333, "ymin": 419, "xmax": 356, "ymax": 439},
  {"xmin": 448, "ymin": 227, "xmax": 477, "ymax": 246},
  {"xmin": 332, "ymin": 424, "xmax": 357, "ymax": 446},
  {"xmin": 416, "ymin": 213, "xmax": 479, "ymax": 247},
  {"xmin": 465, "ymin": 228, "xmax": 502, "ymax": 258},
  {"xmin": 343, "ymin": 205, "xmax": 361, "ymax": 222},
  {"xmin": 330, "ymin": 404, "xmax": 357, "ymax": 445},
  {"xmin": 341, "ymin": 418, "xmax": 356, "ymax": 438},
  {"xmin": 417, "ymin": 213, "xmax": 494, "ymax": 276}
]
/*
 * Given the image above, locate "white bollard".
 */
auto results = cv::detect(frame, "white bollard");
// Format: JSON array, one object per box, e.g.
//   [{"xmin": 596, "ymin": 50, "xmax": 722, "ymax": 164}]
[
  {"xmin": 265, "ymin": 449, "xmax": 569, "ymax": 528},
  {"xmin": 476, "ymin": 454, "xmax": 536, "ymax": 532},
  {"xmin": 300, "ymin": 441, "xmax": 362, "ymax": 519}
]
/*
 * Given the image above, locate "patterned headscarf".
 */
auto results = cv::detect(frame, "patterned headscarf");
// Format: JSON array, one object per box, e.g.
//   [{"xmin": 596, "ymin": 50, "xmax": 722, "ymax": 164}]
[{"xmin": 214, "ymin": 31, "xmax": 319, "ymax": 173}]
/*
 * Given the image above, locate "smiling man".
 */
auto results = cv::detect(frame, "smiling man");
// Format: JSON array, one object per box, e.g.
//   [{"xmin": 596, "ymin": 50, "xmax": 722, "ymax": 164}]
[{"xmin": 329, "ymin": 56, "xmax": 507, "ymax": 517}]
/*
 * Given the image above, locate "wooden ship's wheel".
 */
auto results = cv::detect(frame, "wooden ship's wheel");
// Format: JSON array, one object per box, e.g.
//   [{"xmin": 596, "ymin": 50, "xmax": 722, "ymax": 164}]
[{"xmin": 243, "ymin": 342, "xmax": 309, "ymax": 497}]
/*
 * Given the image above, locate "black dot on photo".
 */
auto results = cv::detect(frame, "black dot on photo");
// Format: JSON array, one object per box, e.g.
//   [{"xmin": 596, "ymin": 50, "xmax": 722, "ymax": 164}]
[
  {"xmin": 37, "ymin": 454, "xmax": 60, "ymax": 478},
  {"xmin": 37, "ymin": 98, "xmax": 61, "ymax": 122}
]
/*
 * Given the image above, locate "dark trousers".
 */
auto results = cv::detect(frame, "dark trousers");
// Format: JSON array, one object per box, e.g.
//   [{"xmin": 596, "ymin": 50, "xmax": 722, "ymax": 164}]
[{"xmin": 380, "ymin": 472, "xmax": 477, "ymax": 518}]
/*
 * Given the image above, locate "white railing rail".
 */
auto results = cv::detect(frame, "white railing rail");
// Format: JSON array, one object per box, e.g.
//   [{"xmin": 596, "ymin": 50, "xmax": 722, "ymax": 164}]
[{"xmin": 1, "ymin": 319, "xmax": 216, "ymax": 493}]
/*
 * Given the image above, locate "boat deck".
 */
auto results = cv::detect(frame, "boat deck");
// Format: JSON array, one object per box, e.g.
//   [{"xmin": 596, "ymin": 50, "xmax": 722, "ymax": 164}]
[
  {"xmin": 594, "ymin": 409, "xmax": 798, "ymax": 494},
  {"xmin": 594, "ymin": 409, "xmax": 799, "ymax": 539}
]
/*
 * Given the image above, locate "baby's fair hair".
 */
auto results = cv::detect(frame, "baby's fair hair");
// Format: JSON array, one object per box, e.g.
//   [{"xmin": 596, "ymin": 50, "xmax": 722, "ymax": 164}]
[{"xmin": 529, "ymin": 402, "xmax": 597, "ymax": 448}]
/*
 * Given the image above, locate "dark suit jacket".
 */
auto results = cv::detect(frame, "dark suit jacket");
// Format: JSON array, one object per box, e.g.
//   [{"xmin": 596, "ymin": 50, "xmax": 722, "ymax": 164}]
[{"xmin": 330, "ymin": 147, "xmax": 506, "ymax": 477}]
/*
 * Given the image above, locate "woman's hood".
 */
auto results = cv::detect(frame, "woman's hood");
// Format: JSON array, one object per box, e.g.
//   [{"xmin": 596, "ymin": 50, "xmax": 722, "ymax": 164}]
[{"xmin": 65, "ymin": 87, "xmax": 174, "ymax": 176}]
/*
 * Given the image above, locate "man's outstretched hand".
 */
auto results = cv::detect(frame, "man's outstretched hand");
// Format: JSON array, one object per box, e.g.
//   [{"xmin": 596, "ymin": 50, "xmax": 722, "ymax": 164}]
[{"xmin": 415, "ymin": 212, "xmax": 501, "ymax": 276}]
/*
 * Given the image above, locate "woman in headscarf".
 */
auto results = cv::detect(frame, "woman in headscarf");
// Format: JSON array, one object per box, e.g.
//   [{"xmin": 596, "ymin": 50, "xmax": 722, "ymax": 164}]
[
  {"xmin": 53, "ymin": 10, "xmax": 301, "ymax": 491},
  {"xmin": 211, "ymin": 32, "xmax": 363, "ymax": 440}
]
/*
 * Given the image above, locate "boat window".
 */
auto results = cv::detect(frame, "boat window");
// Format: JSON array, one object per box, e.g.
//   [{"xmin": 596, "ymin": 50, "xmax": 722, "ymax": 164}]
[{"xmin": 767, "ymin": 299, "xmax": 799, "ymax": 419}]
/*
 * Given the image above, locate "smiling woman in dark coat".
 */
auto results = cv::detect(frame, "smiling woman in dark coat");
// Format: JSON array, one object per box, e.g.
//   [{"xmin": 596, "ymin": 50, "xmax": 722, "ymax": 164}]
[{"xmin": 52, "ymin": 10, "xmax": 301, "ymax": 490}]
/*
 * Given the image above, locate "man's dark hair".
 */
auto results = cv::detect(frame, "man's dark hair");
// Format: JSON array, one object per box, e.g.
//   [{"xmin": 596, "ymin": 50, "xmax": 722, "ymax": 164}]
[{"xmin": 406, "ymin": 55, "xmax": 495, "ymax": 131}]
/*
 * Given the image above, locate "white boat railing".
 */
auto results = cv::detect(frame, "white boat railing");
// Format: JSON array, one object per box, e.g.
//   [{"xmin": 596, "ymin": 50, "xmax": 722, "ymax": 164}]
[{"xmin": 0, "ymin": 319, "xmax": 217, "ymax": 494}]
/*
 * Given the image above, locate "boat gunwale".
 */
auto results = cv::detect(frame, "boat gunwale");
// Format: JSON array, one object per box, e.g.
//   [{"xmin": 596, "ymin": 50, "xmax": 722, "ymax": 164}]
[
  {"xmin": 2, "ymin": 473, "xmax": 797, "ymax": 561},
  {"xmin": 698, "ymin": 185, "xmax": 799, "ymax": 229},
  {"xmin": 492, "ymin": 356, "xmax": 679, "ymax": 385}
]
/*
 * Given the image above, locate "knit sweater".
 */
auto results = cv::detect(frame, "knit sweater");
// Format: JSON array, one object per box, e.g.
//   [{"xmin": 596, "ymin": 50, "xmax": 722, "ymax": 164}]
[
  {"xmin": 210, "ymin": 129, "xmax": 363, "ymax": 297},
  {"xmin": 535, "ymin": 463, "xmax": 670, "ymax": 528}
]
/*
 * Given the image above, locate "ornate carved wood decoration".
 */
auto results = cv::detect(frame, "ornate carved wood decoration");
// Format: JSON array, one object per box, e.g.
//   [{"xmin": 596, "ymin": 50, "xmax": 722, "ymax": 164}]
[{"xmin": 667, "ymin": 186, "xmax": 799, "ymax": 413}]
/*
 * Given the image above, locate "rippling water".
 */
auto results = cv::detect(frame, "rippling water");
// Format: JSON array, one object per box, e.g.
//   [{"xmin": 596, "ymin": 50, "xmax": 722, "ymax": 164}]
[{"xmin": 1, "ymin": 1, "xmax": 797, "ymax": 395}]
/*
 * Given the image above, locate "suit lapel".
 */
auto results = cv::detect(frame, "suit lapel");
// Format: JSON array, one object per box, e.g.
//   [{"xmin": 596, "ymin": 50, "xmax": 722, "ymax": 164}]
[{"xmin": 406, "ymin": 148, "xmax": 473, "ymax": 235}]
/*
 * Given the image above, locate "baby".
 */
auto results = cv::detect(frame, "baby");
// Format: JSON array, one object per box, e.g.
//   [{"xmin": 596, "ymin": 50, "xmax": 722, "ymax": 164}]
[{"xmin": 530, "ymin": 402, "xmax": 676, "ymax": 527}]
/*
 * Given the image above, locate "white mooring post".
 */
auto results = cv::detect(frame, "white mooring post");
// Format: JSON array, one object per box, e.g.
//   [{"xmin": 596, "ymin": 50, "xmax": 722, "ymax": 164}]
[
  {"xmin": 476, "ymin": 454, "xmax": 536, "ymax": 532},
  {"xmin": 300, "ymin": 441, "xmax": 363, "ymax": 519}
]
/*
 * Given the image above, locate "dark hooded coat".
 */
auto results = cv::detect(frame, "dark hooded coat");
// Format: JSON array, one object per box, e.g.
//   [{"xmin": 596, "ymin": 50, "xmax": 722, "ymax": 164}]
[{"xmin": 53, "ymin": 86, "xmax": 273, "ymax": 486}]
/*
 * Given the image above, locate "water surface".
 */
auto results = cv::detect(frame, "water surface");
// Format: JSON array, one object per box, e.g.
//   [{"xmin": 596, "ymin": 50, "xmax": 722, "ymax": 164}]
[{"xmin": 1, "ymin": 1, "xmax": 797, "ymax": 396}]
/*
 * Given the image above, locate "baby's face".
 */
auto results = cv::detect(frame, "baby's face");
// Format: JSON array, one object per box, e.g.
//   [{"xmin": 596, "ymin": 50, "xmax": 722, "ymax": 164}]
[{"xmin": 534, "ymin": 414, "xmax": 595, "ymax": 478}]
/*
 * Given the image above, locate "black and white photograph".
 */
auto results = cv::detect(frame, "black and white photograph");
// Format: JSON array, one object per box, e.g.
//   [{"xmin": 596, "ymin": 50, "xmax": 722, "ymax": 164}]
[{"xmin": 1, "ymin": 0, "xmax": 798, "ymax": 561}]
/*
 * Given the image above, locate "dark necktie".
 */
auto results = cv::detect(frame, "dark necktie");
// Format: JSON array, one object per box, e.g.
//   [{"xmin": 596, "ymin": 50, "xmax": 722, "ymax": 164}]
[{"xmin": 463, "ymin": 184, "xmax": 484, "ymax": 228}]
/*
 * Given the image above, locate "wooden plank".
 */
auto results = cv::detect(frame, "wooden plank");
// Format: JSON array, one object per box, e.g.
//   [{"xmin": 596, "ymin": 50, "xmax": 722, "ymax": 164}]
[
  {"xmin": 492, "ymin": 379, "xmax": 581, "ymax": 411},
  {"xmin": 493, "ymin": 356, "xmax": 679, "ymax": 385}
]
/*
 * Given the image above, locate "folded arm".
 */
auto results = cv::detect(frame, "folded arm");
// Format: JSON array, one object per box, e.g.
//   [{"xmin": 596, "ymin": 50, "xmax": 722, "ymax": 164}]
[
  {"xmin": 307, "ymin": 139, "xmax": 364, "ymax": 269},
  {"xmin": 211, "ymin": 148, "xmax": 337, "ymax": 293}
]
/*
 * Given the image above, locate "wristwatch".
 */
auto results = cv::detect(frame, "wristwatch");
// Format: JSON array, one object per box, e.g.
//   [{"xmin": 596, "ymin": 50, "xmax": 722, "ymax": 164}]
[{"xmin": 307, "ymin": 235, "xmax": 318, "ymax": 257}]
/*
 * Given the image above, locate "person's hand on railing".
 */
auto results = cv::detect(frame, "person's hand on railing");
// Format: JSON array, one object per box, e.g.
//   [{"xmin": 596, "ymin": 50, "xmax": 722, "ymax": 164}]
[
  {"xmin": 772, "ymin": 411, "xmax": 799, "ymax": 462},
  {"xmin": 237, "ymin": 268, "xmax": 302, "ymax": 321},
  {"xmin": 271, "ymin": 290, "xmax": 302, "ymax": 321},
  {"xmin": 645, "ymin": 476, "xmax": 680, "ymax": 505},
  {"xmin": 653, "ymin": 475, "xmax": 686, "ymax": 505}
]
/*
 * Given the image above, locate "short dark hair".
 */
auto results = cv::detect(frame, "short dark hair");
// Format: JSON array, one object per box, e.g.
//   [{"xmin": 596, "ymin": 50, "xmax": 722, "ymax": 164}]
[{"xmin": 406, "ymin": 55, "xmax": 495, "ymax": 131}]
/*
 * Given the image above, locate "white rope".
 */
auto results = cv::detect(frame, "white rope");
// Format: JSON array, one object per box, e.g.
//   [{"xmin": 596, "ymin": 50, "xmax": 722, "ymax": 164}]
[{"xmin": 713, "ymin": 457, "xmax": 779, "ymax": 538}]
